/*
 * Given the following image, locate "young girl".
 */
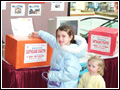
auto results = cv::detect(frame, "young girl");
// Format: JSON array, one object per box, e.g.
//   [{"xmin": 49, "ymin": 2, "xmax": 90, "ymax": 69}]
[
  {"xmin": 32, "ymin": 25, "xmax": 87, "ymax": 88},
  {"xmin": 78, "ymin": 55, "xmax": 106, "ymax": 88}
]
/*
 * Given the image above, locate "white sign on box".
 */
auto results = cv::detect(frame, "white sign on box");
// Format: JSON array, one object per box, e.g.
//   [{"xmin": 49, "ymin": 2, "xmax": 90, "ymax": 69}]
[
  {"xmin": 91, "ymin": 35, "xmax": 111, "ymax": 52},
  {"xmin": 24, "ymin": 43, "xmax": 47, "ymax": 63}
]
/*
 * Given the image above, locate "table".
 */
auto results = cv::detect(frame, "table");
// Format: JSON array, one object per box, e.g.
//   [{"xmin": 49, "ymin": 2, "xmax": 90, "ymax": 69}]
[
  {"xmin": 103, "ymin": 57, "xmax": 118, "ymax": 88},
  {"xmin": 2, "ymin": 60, "xmax": 50, "ymax": 88},
  {"xmin": 2, "ymin": 57, "xmax": 118, "ymax": 88}
]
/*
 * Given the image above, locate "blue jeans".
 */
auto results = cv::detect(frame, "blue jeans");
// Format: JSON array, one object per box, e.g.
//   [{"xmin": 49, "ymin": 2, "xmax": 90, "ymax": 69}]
[{"xmin": 95, "ymin": 3, "xmax": 102, "ymax": 12}]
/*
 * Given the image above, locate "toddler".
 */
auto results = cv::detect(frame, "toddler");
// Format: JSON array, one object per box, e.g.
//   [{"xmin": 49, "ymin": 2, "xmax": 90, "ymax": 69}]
[{"xmin": 78, "ymin": 55, "xmax": 106, "ymax": 88}]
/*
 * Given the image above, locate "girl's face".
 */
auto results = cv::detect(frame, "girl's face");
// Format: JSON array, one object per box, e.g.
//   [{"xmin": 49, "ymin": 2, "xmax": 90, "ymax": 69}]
[
  {"xmin": 87, "ymin": 60, "xmax": 100, "ymax": 75},
  {"xmin": 56, "ymin": 30, "xmax": 73, "ymax": 46}
]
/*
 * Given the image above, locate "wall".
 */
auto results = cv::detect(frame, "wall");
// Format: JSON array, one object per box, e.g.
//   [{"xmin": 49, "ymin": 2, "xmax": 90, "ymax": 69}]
[{"xmin": 2, "ymin": 2, "xmax": 68, "ymax": 42}]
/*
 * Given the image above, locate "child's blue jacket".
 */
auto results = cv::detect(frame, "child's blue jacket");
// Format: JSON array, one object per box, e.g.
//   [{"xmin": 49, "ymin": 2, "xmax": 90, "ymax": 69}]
[{"xmin": 38, "ymin": 30, "xmax": 87, "ymax": 88}]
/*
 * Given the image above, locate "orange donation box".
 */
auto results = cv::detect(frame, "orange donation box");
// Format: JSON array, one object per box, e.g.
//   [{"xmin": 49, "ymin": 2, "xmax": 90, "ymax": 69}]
[
  {"xmin": 88, "ymin": 27, "xmax": 118, "ymax": 56},
  {"xmin": 5, "ymin": 35, "xmax": 53, "ymax": 69}
]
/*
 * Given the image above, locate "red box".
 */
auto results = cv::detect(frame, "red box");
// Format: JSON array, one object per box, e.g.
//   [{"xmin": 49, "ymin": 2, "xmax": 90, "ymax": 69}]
[
  {"xmin": 88, "ymin": 27, "xmax": 118, "ymax": 56},
  {"xmin": 5, "ymin": 35, "xmax": 53, "ymax": 69}
]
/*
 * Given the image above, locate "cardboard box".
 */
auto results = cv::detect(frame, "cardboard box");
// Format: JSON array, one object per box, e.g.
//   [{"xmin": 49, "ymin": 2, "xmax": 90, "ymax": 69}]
[
  {"xmin": 5, "ymin": 35, "xmax": 53, "ymax": 69},
  {"xmin": 88, "ymin": 27, "xmax": 118, "ymax": 56}
]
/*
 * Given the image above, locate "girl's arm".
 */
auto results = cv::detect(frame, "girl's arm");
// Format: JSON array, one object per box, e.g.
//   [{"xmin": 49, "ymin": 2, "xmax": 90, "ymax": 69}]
[
  {"xmin": 32, "ymin": 30, "xmax": 56, "ymax": 49},
  {"xmin": 97, "ymin": 77, "xmax": 106, "ymax": 88}
]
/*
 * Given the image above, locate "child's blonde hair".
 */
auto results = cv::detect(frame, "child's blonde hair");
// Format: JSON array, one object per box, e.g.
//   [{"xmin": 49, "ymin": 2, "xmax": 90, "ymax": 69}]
[{"xmin": 87, "ymin": 55, "xmax": 105, "ymax": 76}]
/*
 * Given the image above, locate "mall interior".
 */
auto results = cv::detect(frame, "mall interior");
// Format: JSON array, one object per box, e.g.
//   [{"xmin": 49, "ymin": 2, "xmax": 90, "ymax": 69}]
[
  {"xmin": 70, "ymin": 2, "xmax": 118, "ymax": 16},
  {"xmin": 2, "ymin": 1, "xmax": 118, "ymax": 88},
  {"xmin": 69, "ymin": 2, "xmax": 118, "ymax": 41}
]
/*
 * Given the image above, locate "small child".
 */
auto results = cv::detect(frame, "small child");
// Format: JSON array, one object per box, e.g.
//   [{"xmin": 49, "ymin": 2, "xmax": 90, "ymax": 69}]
[{"xmin": 78, "ymin": 55, "xmax": 106, "ymax": 88}]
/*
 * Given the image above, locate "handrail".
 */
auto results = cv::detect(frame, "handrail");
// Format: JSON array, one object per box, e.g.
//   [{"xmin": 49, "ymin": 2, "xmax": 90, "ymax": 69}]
[
  {"xmin": 80, "ymin": 17, "xmax": 118, "ymax": 38},
  {"xmin": 104, "ymin": 21, "xmax": 117, "ymax": 27},
  {"xmin": 100, "ymin": 17, "xmax": 118, "ymax": 27},
  {"xmin": 80, "ymin": 17, "xmax": 113, "ymax": 21},
  {"xmin": 80, "ymin": 17, "xmax": 118, "ymax": 22},
  {"xmin": 80, "ymin": 17, "xmax": 118, "ymax": 28}
]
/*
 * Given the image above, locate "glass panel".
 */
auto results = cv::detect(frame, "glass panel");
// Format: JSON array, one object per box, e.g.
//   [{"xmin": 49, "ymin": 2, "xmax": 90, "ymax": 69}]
[
  {"xmin": 102, "ymin": 19, "xmax": 118, "ymax": 29},
  {"xmin": 80, "ymin": 17, "xmax": 116, "ymax": 35},
  {"xmin": 80, "ymin": 19, "xmax": 92, "ymax": 35},
  {"xmin": 79, "ymin": 17, "xmax": 118, "ymax": 40}
]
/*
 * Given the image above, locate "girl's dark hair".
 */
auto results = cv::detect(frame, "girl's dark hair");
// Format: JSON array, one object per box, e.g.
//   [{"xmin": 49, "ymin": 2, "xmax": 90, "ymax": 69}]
[{"xmin": 56, "ymin": 25, "xmax": 76, "ymax": 44}]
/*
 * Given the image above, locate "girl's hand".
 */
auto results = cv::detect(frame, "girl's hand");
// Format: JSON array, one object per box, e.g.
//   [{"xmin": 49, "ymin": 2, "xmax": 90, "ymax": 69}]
[{"xmin": 32, "ymin": 32, "xmax": 39, "ymax": 38}]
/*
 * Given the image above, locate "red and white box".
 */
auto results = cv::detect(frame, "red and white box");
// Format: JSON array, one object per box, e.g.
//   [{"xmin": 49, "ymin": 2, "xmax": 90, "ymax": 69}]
[
  {"xmin": 5, "ymin": 35, "xmax": 53, "ymax": 69},
  {"xmin": 88, "ymin": 27, "xmax": 118, "ymax": 56}
]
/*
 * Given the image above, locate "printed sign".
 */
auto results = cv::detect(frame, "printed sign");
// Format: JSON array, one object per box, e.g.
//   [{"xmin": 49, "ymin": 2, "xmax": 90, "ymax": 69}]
[
  {"xmin": 28, "ymin": 4, "xmax": 41, "ymax": 16},
  {"xmin": 91, "ymin": 35, "xmax": 111, "ymax": 52},
  {"xmin": 51, "ymin": 2, "xmax": 64, "ymax": 11},
  {"xmin": 24, "ymin": 43, "xmax": 47, "ymax": 63},
  {"xmin": 11, "ymin": 4, "xmax": 25, "ymax": 16}
]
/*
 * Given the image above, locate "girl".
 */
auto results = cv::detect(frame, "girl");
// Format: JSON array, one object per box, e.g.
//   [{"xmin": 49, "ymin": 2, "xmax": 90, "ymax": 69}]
[
  {"xmin": 78, "ymin": 55, "xmax": 106, "ymax": 88},
  {"xmin": 32, "ymin": 25, "xmax": 87, "ymax": 88}
]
